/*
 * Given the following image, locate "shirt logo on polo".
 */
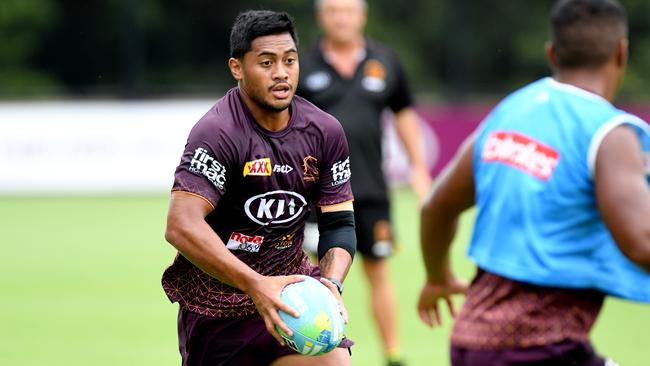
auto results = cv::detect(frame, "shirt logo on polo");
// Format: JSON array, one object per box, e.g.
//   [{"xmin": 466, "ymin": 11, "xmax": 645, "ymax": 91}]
[
  {"xmin": 304, "ymin": 71, "xmax": 331, "ymax": 91},
  {"xmin": 362, "ymin": 59, "xmax": 387, "ymax": 92},
  {"xmin": 226, "ymin": 232, "xmax": 264, "ymax": 253},
  {"xmin": 331, "ymin": 157, "xmax": 351, "ymax": 186},
  {"xmin": 244, "ymin": 158, "xmax": 272, "ymax": 177},
  {"xmin": 189, "ymin": 147, "xmax": 227, "ymax": 189},
  {"xmin": 482, "ymin": 131, "xmax": 560, "ymax": 180}
]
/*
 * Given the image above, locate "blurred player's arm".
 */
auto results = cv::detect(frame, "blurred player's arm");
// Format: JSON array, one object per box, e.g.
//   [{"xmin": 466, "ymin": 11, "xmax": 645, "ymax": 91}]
[
  {"xmin": 164, "ymin": 191, "xmax": 302, "ymax": 344},
  {"xmin": 418, "ymin": 137, "xmax": 473, "ymax": 327},
  {"xmin": 394, "ymin": 107, "xmax": 432, "ymax": 201},
  {"xmin": 596, "ymin": 126, "xmax": 650, "ymax": 271}
]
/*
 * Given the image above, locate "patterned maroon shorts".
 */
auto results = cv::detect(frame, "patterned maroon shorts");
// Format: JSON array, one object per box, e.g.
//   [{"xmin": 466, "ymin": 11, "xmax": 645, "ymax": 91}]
[
  {"xmin": 178, "ymin": 308, "xmax": 293, "ymax": 366},
  {"xmin": 451, "ymin": 340, "xmax": 607, "ymax": 366},
  {"xmin": 177, "ymin": 307, "xmax": 353, "ymax": 366}
]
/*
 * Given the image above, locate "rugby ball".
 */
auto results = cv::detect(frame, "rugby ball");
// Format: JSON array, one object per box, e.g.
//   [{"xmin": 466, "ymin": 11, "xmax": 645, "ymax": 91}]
[{"xmin": 276, "ymin": 275, "xmax": 344, "ymax": 356}]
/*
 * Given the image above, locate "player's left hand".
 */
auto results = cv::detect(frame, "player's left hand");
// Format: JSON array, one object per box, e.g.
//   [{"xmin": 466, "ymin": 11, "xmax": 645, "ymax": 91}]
[
  {"xmin": 320, "ymin": 278, "xmax": 349, "ymax": 324},
  {"xmin": 417, "ymin": 277, "xmax": 468, "ymax": 328}
]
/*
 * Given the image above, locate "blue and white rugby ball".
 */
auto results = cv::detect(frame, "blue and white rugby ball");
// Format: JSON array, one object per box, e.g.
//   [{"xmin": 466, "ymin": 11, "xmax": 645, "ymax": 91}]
[{"xmin": 277, "ymin": 275, "xmax": 344, "ymax": 356}]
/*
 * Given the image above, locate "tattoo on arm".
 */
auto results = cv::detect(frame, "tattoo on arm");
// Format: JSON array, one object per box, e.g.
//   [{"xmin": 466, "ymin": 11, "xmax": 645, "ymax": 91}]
[{"xmin": 319, "ymin": 250, "xmax": 335, "ymax": 274}]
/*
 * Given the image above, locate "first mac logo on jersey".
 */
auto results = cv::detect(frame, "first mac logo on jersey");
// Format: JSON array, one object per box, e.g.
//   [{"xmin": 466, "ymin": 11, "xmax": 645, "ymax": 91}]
[{"xmin": 189, "ymin": 147, "xmax": 227, "ymax": 189}]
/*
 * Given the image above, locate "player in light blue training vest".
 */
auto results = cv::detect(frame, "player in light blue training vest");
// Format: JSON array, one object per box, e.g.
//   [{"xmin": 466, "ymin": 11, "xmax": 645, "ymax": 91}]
[{"xmin": 418, "ymin": 1, "xmax": 650, "ymax": 365}]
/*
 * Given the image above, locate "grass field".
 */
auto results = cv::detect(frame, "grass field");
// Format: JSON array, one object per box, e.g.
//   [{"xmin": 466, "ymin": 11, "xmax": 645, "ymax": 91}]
[{"xmin": 1, "ymin": 190, "xmax": 649, "ymax": 365}]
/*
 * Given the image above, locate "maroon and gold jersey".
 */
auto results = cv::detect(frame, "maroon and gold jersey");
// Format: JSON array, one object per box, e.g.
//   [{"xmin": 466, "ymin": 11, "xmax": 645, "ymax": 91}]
[{"xmin": 162, "ymin": 88, "xmax": 353, "ymax": 318}]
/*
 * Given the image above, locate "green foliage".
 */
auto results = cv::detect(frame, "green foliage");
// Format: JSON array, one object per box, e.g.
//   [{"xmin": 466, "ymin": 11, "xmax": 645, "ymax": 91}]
[
  {"xmin": 0, "ymin": 0, "xmax": 56, "ymax": 65},
  {"xmin": 1, "ymin": 0, "xmax": 649, "ymax": 98}
]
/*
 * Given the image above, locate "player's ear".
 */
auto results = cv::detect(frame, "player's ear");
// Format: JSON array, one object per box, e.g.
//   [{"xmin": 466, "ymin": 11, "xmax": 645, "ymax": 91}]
[
  {"xmin": 228, "ymin": 57, "xmax": 244, "ymax": 81},
  {"xmin": 545, "ymin": 41, "xmax": 558, "ymax": 68},
  {"xmin": 615, "ymin": 38, "xmax": 629, "ymax": 69}
]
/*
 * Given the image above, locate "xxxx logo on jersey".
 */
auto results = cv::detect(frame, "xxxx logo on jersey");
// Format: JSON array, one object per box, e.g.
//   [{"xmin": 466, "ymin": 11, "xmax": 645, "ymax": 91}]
[{"xmin": 244, "ymin": 158, "xmax": 272, "ymax": 177}]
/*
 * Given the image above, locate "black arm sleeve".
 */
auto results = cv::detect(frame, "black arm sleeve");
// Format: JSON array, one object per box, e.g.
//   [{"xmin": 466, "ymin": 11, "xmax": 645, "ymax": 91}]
[{"xmin": 316, "ymin": 210, "xmax": 357, "ymax": 261}]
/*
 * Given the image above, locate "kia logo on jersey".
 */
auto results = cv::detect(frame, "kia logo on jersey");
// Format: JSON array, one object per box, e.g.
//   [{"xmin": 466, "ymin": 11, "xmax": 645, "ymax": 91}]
[{"xmin": 244, "ymin": 190, "xmax": 308, "ymax": 226}]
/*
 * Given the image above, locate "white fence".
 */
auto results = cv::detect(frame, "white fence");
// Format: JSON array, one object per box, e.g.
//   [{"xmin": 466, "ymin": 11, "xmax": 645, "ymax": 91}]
[{"xmin": 0, "ymin": 100, "xmax": 434, "ymax": 194}]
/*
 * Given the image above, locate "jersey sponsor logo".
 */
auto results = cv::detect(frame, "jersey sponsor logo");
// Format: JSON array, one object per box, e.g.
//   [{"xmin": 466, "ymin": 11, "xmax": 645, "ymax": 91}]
[
  {"xmin": 362, "ymin": 59, "xmax": 387, "ymax": 92},
  {"xmin": 304, "ymin": 71, "xmax": 331, "ymax": 91},
  {"xmin": 274, "ymin": 232, "xmax": 296, "ymax": 250},
  {"xmin": 244, "ymin": 190, "xmax": 308, "ymax": 226},
  {"xmin": 330, "ymin": 157, "xmax": 351, "ymax": 186},
  {"xmin": 273, "ymin": 164, "xmax": 294, "ymax": 174},
  {"xmin": 243, "ymin": 158, "xmax": 272, "ymax": 177},
  {"xmin": 189, "ymin": 147, "xmax": 227, "ymax": 189},
  {"xmin": 482, "ymin": 131, "xmax": 560, "ymax": 180},
  {"xmin": 302, "ymin": 155, "xmax": 319, "ymax": 182},
  {"xmin": 226, "ymin": 232, "xmax": 264, "ymax": 253}
]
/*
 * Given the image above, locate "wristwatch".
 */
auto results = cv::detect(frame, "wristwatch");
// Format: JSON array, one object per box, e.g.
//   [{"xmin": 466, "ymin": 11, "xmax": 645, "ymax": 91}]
[{"xmin": 324, "ymin": 277, "xmax": 344, "ymax": 295}]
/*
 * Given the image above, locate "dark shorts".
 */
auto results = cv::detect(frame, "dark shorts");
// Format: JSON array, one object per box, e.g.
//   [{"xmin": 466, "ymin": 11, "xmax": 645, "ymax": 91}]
[
  {"xmin": 353, "ymin": 200, "xmax": 393, "ymax": 259},
  {"xmin": 177, "ymin": 298, "xmax": 353, "ymax": 365},
  {"xmin": 178, "ymin": 307, "xmax": 295, "ymax": 366},
  {"xmin": 451, "ymin": 340, "xmax": 607, "ymax": 366}
]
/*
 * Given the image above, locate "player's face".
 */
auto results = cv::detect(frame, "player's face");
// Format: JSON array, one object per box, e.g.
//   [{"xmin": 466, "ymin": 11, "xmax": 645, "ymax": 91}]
[
  {"xmin": 318, "ymin": 0, "xmax": 367, "ymax": 44},
  {"xmin": 231, "ymin": 33, "xmax": 299, "ymax": 112}
]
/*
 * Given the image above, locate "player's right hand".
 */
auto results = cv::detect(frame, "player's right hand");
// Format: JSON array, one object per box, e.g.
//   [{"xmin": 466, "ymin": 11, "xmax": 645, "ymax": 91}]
[
  {"xmin": 417, "ymin": 277, "xmax": 468, "ymax": 328},
  {"xmin": 320, "ymin": 277, "xmax": 349, "ymax": 324},
  {"xmin": 247, "ymin": 275, "xmax": 304, "ymax": 345}
]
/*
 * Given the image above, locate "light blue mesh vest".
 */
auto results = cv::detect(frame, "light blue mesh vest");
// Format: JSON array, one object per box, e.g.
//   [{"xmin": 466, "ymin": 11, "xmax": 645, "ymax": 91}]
[{"xmin": 471, "ymin": 77, "xmax": 650, "ymax": 302}]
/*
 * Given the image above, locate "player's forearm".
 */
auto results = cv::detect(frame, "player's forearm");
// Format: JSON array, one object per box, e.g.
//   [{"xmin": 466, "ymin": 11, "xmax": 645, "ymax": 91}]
[
  {"xmin": 165, "ymin": 219, "xmax": 262, "ymax": 291},
  {"xmin": 319, "ymin": 247, "xmax": 352, "ymax": 282},
  {"xmin": 420, "ymin": 196, "xmax": 458, "ymax": 283},
  {"xmin": 395, "ymin": 108, "xmax": 428, "ymax": 171}
]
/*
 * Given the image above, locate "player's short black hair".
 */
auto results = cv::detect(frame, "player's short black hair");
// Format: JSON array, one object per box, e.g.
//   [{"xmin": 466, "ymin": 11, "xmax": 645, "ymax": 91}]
[
  {"xmin": 551, "ymin": 0, "xmax": 627, "ymax": 69},
  {"xmin": 229, "ymin": 10, "xmax": 299, "ymax": 60}
]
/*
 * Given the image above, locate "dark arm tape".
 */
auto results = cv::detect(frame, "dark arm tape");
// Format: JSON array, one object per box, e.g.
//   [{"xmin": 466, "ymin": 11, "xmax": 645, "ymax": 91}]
[{"xmin": 316, "ymin": 210, "xmax": 356, "ymax": 261}]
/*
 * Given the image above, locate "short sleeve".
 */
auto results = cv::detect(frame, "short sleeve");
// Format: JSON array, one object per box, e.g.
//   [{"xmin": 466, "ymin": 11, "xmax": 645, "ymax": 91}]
[
  {"xmin": 587, "ymin": 113, "xmax": 650, "ymax": 178},
  {"xmin": 387, "ymin": 50, "xmax": 414, "ymax": 113},
  {"xmin": 315, "ymin": 118, "xmax": 354, "ymax": 206},
  {"xmin": 172, "ymin": 117, "xmax": 235, "ymax": 208}
]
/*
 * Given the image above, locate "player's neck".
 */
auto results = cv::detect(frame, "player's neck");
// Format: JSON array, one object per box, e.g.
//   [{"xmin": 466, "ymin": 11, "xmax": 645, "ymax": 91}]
[
  {"xmin": 239, "ymin": 89, "xmax": 291, "ymax": 132},
  {"xmin": 553, "ymin": 70, "xmax": 616, "ymax": 101}
]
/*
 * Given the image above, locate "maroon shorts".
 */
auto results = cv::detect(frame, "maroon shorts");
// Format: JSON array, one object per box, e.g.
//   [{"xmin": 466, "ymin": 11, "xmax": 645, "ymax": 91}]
[
  {"xmin": 451, "ymin": 340, "xmax": 606, "ymax": 366},
  {"xmin": 177, "ymin": 307, "xmax": 353, "ymax": 366},
  {"xmin": 177, "ymin": 307, "xmax": 295, "ymax": 366}
]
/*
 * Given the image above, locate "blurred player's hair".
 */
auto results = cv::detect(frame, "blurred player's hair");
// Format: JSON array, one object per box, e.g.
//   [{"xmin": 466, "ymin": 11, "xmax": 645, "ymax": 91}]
[
  {"xmin": 551, "ymin": 0, "xmax": 627, "ymax": 69},
  {"xmin": 230, "ymin": 10, "xmax": 299, "ymax": 59}
]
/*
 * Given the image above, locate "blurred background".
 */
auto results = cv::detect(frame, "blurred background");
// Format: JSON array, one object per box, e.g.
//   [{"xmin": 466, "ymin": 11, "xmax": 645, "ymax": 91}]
[
  {"xmin": 3, "ymin": 0, "xmax": 650, "ymax": 99},
  {"xmin": 1, "ymin": 0, "xmax": 650, "ymax": 365}
]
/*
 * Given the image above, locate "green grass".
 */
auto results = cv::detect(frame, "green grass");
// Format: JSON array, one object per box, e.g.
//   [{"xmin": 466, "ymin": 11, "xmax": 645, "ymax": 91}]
[{"xmin": 0, "ymin": 191, "xmax": 648, "ymax": 365}]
